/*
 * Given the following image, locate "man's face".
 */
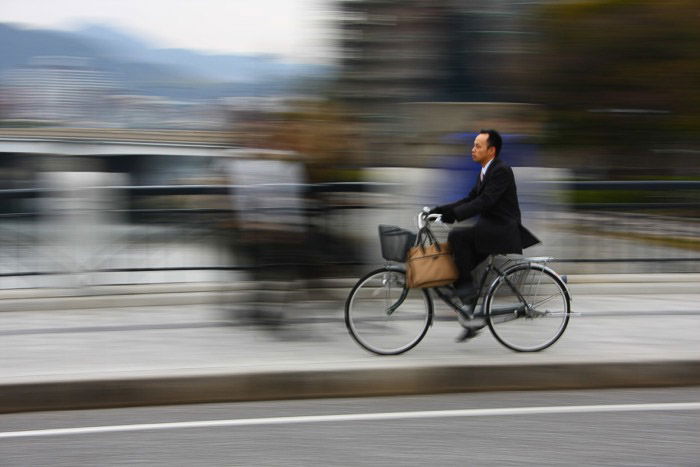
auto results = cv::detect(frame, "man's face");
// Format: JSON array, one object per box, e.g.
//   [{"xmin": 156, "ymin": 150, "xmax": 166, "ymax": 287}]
[{"xmin": 471, "ymin": 133, "xmax": 495, "ymax": 165}]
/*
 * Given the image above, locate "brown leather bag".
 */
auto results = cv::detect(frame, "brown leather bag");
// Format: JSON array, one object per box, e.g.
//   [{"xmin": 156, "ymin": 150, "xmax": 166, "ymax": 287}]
[{"xmin": 405, "ymin": 227, "xmax": 458, "ymax": 288}]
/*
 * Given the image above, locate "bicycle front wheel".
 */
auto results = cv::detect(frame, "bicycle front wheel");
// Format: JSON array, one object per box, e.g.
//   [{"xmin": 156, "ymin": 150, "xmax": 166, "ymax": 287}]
[
  {"xmin": 486, "ymin": 263, "xmax": 570, "ymax": 352},
  {"xmin": 345, "ymin": 267, "xmax": 432, "ymax": 355}
]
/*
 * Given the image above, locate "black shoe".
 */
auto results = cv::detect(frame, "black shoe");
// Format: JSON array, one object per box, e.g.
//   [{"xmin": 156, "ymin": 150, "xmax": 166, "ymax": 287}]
[{"xmin": 455, "ymin": 326, "xmax": 481, "ymax": 343}]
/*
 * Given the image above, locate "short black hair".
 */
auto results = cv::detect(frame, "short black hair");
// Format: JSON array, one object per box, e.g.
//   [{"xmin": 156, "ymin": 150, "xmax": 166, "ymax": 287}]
[{"xmin": 480, "ymin": 129, "xmax": 502, "ymax": 157}]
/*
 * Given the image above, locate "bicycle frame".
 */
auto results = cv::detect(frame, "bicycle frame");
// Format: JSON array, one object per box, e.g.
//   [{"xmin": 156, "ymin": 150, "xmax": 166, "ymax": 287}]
[
  {"xmin": 416, "ymin": 211, "xmax": 571, "ymax": 322},
  {"xmin": 432, "ymin": 256, "xmax": 507, "ymax": 319},
  {"xmin": 378, "ymin": 256, "xmax": 521, "ymax": 325}
]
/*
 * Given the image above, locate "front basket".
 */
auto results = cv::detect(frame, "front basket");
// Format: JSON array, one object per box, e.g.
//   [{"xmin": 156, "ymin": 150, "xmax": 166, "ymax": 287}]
[{"xmin": 378, "ymin": 225, "xmax": 416, "ymax": 262}]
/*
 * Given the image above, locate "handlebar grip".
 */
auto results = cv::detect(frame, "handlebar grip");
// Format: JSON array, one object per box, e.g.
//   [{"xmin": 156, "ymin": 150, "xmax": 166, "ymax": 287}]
[{"xmin": 418, "ymin": 208, "xmax": 442, "ymax": 228}]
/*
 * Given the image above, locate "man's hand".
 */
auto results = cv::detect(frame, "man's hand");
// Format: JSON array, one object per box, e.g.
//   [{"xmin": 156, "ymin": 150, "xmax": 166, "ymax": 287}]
[{"xmin": 429, "ymin": 205, "xmax": 455, "ymax": 224}]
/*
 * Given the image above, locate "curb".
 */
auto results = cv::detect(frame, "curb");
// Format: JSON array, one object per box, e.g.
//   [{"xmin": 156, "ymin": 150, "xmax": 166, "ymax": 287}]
[{"xmin": 2, "ymin": 360, "xmax": 699, "ymax": 414}]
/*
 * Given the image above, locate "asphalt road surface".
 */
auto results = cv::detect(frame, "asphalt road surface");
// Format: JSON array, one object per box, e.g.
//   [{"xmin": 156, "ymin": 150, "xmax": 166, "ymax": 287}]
[{"xmin": 1, "ymin": 387, "xmax": 698, "ymax": 466}]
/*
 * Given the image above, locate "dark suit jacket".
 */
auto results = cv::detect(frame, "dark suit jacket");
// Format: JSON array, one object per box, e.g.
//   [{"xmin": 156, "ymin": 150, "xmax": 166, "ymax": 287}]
[{"xmin": 445, "ymin": 157, "xmax": 539, "ymax": 254}]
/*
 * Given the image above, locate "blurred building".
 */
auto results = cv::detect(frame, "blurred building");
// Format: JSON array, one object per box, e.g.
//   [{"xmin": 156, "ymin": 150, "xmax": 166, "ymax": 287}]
[
  {"xmin": 334, "ymin": 0, "xmax": 542, "ymax": 107},
  {"xmin": 107, "ymin": 95, "xmax": 227, "ymax": 130},
  {"xmin": 335, "ymin": 0, "xmax": 457, "ymax": 105},
  {"xmin": 0, "ymin": 56, "xmax": 118, "ymax": 126},
  {"xmin": 331, "ymin": 0, "xmax": 547, "ymax": 166},
  {"xmin": 0, "ymin": 56, "xmax": 228, "ymax": 130}
]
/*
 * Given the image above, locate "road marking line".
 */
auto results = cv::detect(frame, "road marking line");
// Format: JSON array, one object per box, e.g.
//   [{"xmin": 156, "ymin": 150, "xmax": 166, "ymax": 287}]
[{"xmin": 2, "ymin": 402, "xmax": 699, "ymax": 439}]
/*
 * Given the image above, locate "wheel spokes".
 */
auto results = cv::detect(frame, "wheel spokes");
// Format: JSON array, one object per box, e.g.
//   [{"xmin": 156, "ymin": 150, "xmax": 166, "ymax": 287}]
[{"xmin": 487, "ymin": 265, "xmax": 570, "ymax": 352}]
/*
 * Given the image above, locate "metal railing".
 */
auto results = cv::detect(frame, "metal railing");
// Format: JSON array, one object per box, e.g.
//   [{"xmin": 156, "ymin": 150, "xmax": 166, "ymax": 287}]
[
  {"xmin": 545, "ymin": 180, "xmax": 700, "ymax": 210},
  {"xmin": 530, "ymin": 179, "xmax": 700, "ymax": 273},
  {"xmin": 0, "ymin": 182, "xmax": 401, "ymax": 288},
  {"xmin": 0, "ymin": 180, "xmax": 698, "ymax": 286}
]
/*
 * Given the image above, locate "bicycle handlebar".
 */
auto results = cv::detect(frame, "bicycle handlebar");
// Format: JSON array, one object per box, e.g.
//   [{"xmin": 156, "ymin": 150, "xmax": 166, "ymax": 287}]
[{"xmin": 418, "ymin": 207, "xmax": 442, "ymax": 229}]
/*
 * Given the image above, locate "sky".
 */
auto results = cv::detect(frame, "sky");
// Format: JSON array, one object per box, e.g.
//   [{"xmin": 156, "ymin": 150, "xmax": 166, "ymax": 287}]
[{"xmin": 2, "ymin": 0, "xmax": 334, "ymax": 63}]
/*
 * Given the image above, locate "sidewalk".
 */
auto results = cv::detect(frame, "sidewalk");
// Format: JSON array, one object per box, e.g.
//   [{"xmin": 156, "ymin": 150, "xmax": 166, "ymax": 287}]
[
  {"xmin": 1, "ymin": 273, "xmax": 699, "ymax": 312},
  {"xmin": 0, "ymin": 279, "xmax": 699, "ymax": 414}
]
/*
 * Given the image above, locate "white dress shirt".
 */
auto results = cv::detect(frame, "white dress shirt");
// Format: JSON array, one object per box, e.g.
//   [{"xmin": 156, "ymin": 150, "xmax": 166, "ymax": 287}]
[{"xmin": 481, "ymin": 158, "xmax": 495, "ymax": 181}]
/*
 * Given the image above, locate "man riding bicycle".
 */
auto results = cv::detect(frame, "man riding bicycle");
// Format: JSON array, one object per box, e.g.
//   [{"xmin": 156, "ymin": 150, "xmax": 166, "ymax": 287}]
[{"xmin": 430, "ymin": 129, "xmax": 539, "ymax": 341}]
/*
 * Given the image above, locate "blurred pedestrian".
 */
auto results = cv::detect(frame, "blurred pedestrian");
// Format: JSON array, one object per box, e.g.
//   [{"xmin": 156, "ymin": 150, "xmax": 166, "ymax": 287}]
[{"xmin": 225, "ymin": 154, "xmax": 311, "ymax": 329}]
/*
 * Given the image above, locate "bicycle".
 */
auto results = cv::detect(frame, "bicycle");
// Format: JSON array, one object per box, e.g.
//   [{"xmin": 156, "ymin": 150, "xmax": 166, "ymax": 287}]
[{"xmin": 345, "ymin": 209, "xmax": 572, "ymax": 355}]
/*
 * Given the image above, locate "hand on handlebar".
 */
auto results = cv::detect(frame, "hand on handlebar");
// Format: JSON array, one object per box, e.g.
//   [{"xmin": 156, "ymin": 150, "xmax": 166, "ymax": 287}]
[{"xmin": 429, "ymin": 205, "xmax": 456, "ymax": 224}]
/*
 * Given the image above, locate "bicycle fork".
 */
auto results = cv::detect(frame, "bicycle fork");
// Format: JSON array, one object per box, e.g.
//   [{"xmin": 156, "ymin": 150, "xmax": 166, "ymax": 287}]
[{"xmin": 381, "ymin": 272, "xmax": 409, "ymax": 316}]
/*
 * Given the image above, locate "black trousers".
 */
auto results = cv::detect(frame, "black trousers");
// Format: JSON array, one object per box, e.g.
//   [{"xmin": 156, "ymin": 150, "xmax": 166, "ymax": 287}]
[{"xmin": 447, "ymin": 227, "xmax": 488, "ymax": 287}]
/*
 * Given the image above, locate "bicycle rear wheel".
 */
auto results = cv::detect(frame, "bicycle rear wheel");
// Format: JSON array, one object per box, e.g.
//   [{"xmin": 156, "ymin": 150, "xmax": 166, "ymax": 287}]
[
  {"xmin": 345, "ymin": 267, "xmax": 432, "ymax": 355},
  {"xmin": 486, "ymin": 263, "xmax": 570, "ymax": 352}
]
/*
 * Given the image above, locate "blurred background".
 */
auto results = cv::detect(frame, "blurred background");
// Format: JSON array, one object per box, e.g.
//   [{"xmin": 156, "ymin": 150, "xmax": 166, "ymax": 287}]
[
  {"xmin": 0, "ymin": 0, "xmax": 698, "ymax": 301},
  {"xmin": 2, "ymin": 5, "xmax": 699, "ymax": 464}
]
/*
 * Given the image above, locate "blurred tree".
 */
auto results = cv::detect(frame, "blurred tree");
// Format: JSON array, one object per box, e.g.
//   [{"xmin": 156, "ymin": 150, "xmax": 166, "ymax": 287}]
[
  {"xmin": 230, "ymin": 99, "xmax": 364, "ymax": 182},
  {"xmin": 530, "ymin": 0, "xmax": 700, "ymax": 176}
]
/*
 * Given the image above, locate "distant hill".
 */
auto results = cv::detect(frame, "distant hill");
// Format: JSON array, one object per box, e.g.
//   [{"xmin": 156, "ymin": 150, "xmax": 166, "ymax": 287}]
[
  {"xmin": 0, "ymin": 22, "xmax": 334, "ymax": 99},
  {"xmin": 74, "ymin": 24, "xmax": 330, "ymax": 83},
  {"xmin": 73, "ymin": 24, "xmax": 154, "ymax": 59},
  {"xmin": 0, "ymin": 23, "xmax": 100, "ymax": 70}
]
